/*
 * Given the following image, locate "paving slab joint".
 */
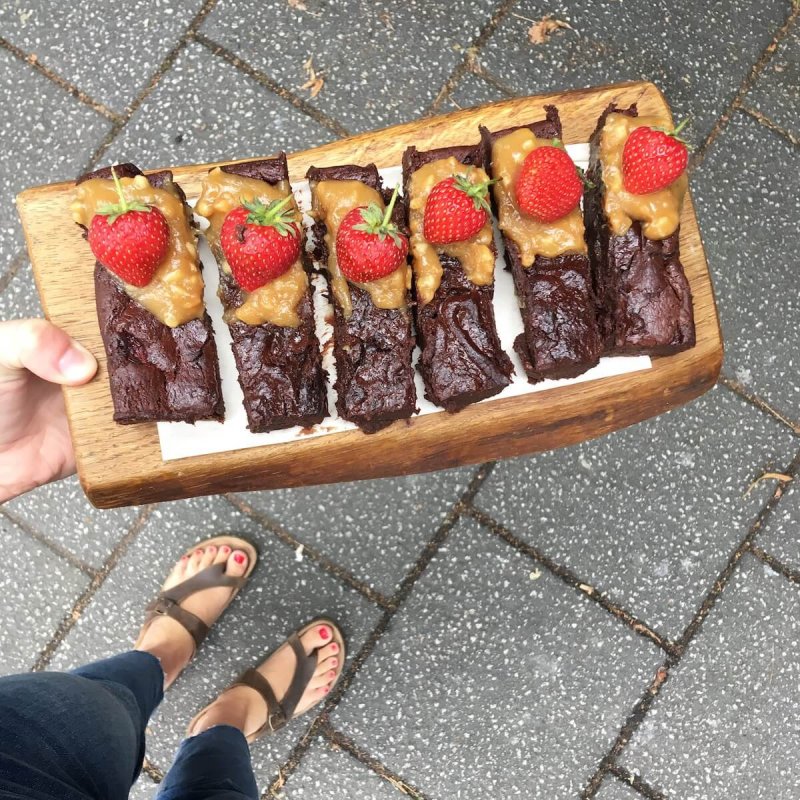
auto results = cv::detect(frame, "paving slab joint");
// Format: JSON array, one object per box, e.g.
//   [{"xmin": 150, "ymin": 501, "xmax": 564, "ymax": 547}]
[
  {"xmin": 464, "ymin": 503, "xmax": 679, "ymax": 656},
  {"xmin": 607, "ymin": 763, "xmax": 668, "ymax": 800},
  {"xmin": 0, "ymin": 506, "xmax": 97, "ymax": 577},
  {"xmin": 29, "ymin": 505, "xmax": 154, "ymax": 672},
  {"xmin": 749, "ymin": 544, "xmax": 800, "ymax": 585},
  {"xmin": 192, "ymin": 32, "xmax": 352, "ymax": 139},
  {"xmin": 719, "ymin": 374, "xmax": 800, "ymax": 435},
  {"xmin": 222, "ymin": 493, "xmax": 393, "ymax": 609},
  {"xmin": 427, "ymin": 0, "xmax": 520, "ymax": 114},
  {"xmin": 320, "ymin": 724, "xmax": 431, "ymax": 800},
  {"xmin": 692, "ymin": 2, "xmax": 799, "ymax": 167},
  {"xmin": 0, "ymin": 35, "xmax": 122, "ymax": 122},
  {"xmin": 739, "ymin": 104, "xmax": 800, "ymax": 149}
]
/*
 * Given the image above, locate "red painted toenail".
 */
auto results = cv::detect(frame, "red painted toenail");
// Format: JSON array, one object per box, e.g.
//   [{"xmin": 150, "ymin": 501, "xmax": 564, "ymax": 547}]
[
  {"xmin": 319, "ymin": 627, "xmax": 330, "ymax": 640},
  {"xmin": 181, "ymin": 555, "xmax": 188, "ymax": 561},
  {"xmin": 234, "ymin": 553, "xmax": 246, "ymax": 565},
  {"xmin": 324, "ymin": 686, "xmax": 330, "ymax": 693},
  {"xmin": 221, "ymin": 546, "xmax": 230, "ymax": 554},
  {"xmin": 330, "ymin": 643, "xmax": 338, "ymax": 652},
  {"xmin": 195, "ymin": 549, "xmax": 203, "ymax": 555}
]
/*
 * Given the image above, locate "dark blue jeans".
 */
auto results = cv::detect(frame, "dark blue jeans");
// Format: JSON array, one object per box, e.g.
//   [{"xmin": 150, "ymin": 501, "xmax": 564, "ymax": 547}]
[{"xmin": 0, "ymin": 651, "xmax": 258, "ymax": 800}]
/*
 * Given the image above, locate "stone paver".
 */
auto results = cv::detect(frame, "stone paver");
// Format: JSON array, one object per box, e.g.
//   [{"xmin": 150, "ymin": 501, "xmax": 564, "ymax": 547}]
[
  {"xmin": 757, "ymin": 476, "xmax": 800, "ymax": 572},
  {"xmin": 478, "ymin": 0, "xmax": 791, "ymax": 143},
  {"xmin": 283, "ymin": 737, "xmax": 401, "ymax": 799},
  {"xmin": 235, "ymin": 466, "xmax": 473, "ymax": 598},
  {"xmin": 332, "ymin": 516, "xmax": 663, "ymax": 798},
  {"xmin": 0, "ymin": 513, "xmax": 88, "ymax": 673},
  {"xmin": 475, "ymin": 386, "xmax": 796, "ymax": 640},
  {"xmin": 621, "ymin": 555, "xmax": 800, "ymax": 799},
  {"xmin": 202, "ymin": 0, "xmax": 497, "ymax": 133},
  {"xmin": 0, "ymin": 261, "xmax": 42, "ymax": 321},
  {"xmin": 595, "ymin": 776, "xmax": 645, "ymax": 799},
  {"xmin": 129, "ymin": 775, "xmax": 156, "ymax": 800},
  {"xmin": 0, "ymin": 0, "xmax": 207, "ymax": 113},
  {"xmin": 746, "ymin": 24, "xmax": 799, "ymax": 135},
  {"xmin": 692, "ymin": 112, "xmax": 800, "ymax": 420},
  {"xmin": 0, "ymin": 47, "xmax": 110, "ymax": 271},
  {"xmin": 449, "ymin": 71, "xmax": 513, "ymax": 110},
  {"xmin": 50, "ymin": 494, "xmax": 382, "ymax": 785},
  {"xmin": 104, "ymin": 41, "xmax": 335, "ymax": 169},
  {"xmin": 4, "ymin": 475, "xmax": 139, "ymax": 570}
]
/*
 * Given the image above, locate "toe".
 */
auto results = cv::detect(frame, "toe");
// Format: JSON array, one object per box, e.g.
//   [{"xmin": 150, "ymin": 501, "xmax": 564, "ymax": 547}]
[
  {"xmin": 300, "ymin": 624, "xmax": 334, "ymax": 655},
  {"xmin": 199, "ymin": 545, "xmax": 217, "ymax": 571},
  {"xmin": 315, "ymin": 643, "xmax": 338, "ymax": 663},
  {"xmin": 226, "ymin": 549, "xmax": 249, "ymax": 577},
  {"xmin": 315, "ymin": 656, "xmax": 338, "ymax": 675},
  {"xmin": 188, "ymin": 547, "xmax": 205, "ymax": 574},
  {"xmin": 213, "ymin": 544, "xmax": 230, "ymax": 567},
  {"xmin": 308, "ymin": 670, "xmax": 337, "ymax": 690}
]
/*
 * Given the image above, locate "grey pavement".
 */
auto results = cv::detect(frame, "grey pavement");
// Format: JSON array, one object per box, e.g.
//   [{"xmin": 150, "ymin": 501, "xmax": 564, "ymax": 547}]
[{"xmin": 1, "ymin": 1, "xmax": 799, "ymax": 798}]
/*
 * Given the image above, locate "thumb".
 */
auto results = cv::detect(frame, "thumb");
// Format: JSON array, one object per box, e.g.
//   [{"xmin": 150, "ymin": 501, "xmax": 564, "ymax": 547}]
[{"xmin": 0, "ymin": 318, "xmax": 97, "ymax": 386}]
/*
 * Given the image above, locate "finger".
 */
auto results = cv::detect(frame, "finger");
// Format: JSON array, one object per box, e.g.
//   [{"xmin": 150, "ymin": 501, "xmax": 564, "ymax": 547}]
[{"xmin": 0, "ymin": 319, "xmax": 97, "ymax": 386}]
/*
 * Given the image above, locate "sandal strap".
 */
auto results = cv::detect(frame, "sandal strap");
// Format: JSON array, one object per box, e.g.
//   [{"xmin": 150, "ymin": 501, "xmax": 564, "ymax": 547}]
[
  {"xmin": 232, "ymin": 633, "xmax": 320, "ymax": 736},
  {"xmin": 145, "ymin": 597, "xmax": 209, "ymax": 650},
  {"xmin": 280, "ymin": 634, "xmax": 320, "ymax": 719},
  {"xmin": 235, "ymin": 668, "xmax": 288, "ymax": 733},
  {"xmin": 144, "ymin": 562, "xmax": 246, "ymax": 651}
]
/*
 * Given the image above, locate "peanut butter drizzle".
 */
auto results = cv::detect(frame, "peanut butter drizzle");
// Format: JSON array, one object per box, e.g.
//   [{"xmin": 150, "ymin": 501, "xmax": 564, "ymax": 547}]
[
  {"xmin": 600, "ymin": 112, "xmax": 688, "ymax": 240},
  {"xmin": 490, "ymin": 129, "xmax": 587, "ymax": 267},
  {"xmin": 71, "ymin": 174, "xmax": 204, "ymax": 328},
  {"xmin": 407, "ymin": 156, "xmax": 495, "ymax": 306},
  {"xmin": 195, "ymin": 167, "xmax": 308, "ymax": 328},
  {"xmin": 310, "ymin": 179, "xmax": 410, "ymax": 319}
]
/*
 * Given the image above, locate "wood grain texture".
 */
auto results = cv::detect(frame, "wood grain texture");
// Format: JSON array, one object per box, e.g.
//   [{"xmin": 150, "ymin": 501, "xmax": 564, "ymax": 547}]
[{"xmin": 15, "ymin": 81, "xmax": 722, "ymax": 508}]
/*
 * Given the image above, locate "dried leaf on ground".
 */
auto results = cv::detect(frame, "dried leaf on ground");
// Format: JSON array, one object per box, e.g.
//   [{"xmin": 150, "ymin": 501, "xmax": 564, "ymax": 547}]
[
  {"xmin": 301, "ymin": 56, "xmax": 325, "ymax": 98},
  {"xmin": 513, "ymin": 12, "xmax": 576, "ymax": 44}
]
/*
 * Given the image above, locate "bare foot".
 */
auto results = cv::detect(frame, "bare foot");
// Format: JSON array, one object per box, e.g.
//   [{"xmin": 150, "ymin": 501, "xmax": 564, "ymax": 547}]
[
  {"xmin": 190, "ymin": 623, "xmax": 343, "ymax": 737},
  {"xmin": 136, "ymin": 543, "xmax": 250, "ymax": 686}
]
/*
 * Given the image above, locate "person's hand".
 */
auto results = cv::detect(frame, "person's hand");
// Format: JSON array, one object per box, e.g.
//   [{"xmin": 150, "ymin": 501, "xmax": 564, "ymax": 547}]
[{"xmin": 0, "ymin": 319, "xmax": 97, "ymax": 503}]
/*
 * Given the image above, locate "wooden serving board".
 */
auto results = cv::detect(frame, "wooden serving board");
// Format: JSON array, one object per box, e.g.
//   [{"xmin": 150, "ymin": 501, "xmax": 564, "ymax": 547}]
[{"xmin": 16, "ymin": 80, "xmax": 722, "ymax": 509}]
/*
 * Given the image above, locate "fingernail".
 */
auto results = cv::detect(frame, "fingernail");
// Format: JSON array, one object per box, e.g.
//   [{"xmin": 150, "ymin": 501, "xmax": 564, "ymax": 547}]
[
  {"xmin": 319, "ymin": 627, "xmax": 330, "ymax": 640},
  {"xmin": 57, "ymin": 341, "xmax": 95, "ymax": 382},
  {"xmin": 234, "ymin": 553, "xmax": 246, "ymax": 565}
]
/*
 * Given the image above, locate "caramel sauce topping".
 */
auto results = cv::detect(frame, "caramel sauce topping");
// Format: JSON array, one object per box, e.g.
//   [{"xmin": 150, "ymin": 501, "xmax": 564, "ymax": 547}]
[
  {"xmin": 194, "ymin": 167, "xmax": 308, "ymax": 328},
  {"xmin": 310, "ymin": 179, "xmax": 410, "ymax": 319},
  {"xmin": 600, "ymin": 112, "xmax": 688, "ymax": 240},
  {"xmin": 490, "ymin": 129, "xmax": 587, "ymax": 267},
  {"xmin": 71, "ymin": 174, "xmax": 204, "ymax": 328},
  {"xmin": 407, "ymin": 156, "xmax": 495, "ymax": 306}
]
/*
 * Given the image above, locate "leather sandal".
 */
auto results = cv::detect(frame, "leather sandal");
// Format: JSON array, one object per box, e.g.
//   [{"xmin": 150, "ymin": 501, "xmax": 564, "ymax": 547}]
[
  {"xmin": 134, "ymin": 534, "xmax": 258, "ymax": 688},
  {"xmin": 187, "ymin": 618, "xmax": 346, "ymax": 742}
]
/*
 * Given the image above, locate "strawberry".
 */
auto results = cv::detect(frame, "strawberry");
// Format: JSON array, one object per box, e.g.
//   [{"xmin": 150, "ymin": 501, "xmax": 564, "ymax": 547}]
[
  {"xmin": 220, "ymin": 196, "xmax": 301, "ymax": 291},
  {"xmin": 423, "ymin": 172, "xmax": 494, "ymax": 244},
  {"xmin": 515, "ymin": 144, "xmax": 583, "ymax": 223},
  {"xmin": 622, "ymin": 119, "xmax": 689, "ymax": 195},
  {"xmin": 336, "ymin": 186, "xmax": 408, "ymax": 283},
  {"xmin": 88, "ymin": 167, "xmax": 169, "ymax": 287}
]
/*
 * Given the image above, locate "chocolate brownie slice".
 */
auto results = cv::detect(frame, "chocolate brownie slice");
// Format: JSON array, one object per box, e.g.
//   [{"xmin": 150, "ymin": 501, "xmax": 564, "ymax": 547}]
[
  {"xmin": 306, "ymin": 164, "xmax": 416, "ymax": 433},
  {"xmin": 76, "ymin": 163, "xmax": 224, "ymax": 424},
  {"xmin": 585, "ymin": 103, "xmax": 695, "ymax": 355},
  {"xmin": 480, "ymin": 106, "xmax": 602, "ymax": 382},
  {"xmin": 199, "ymin": 154, "xmax": 327, "ymax": 433},
  {"xmin": 402, "ymin": 144, "xmax": 512, "ymax": 411}
]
